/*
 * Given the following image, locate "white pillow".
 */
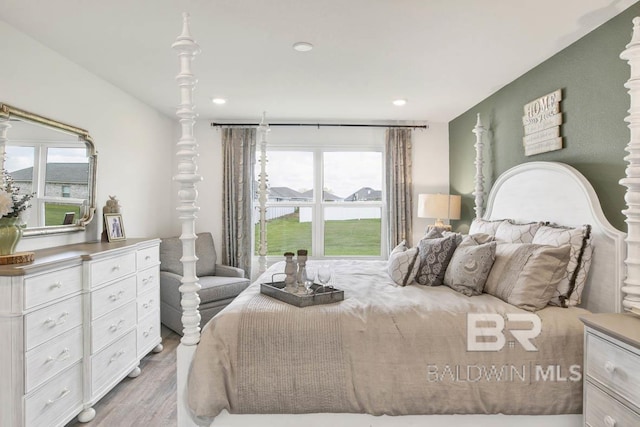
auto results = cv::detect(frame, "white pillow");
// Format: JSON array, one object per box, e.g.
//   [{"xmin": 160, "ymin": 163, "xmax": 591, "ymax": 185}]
[
  {"xmin": 469, "ymin": 218, "xmax": 505, "ymax": 236},
  {"xmin": 387, "ymin": 241, "xmax": 420, "ymax": 286},
  {"xmin": 495, "ymin": 221, "xmax": 543, "ymax": 243}
]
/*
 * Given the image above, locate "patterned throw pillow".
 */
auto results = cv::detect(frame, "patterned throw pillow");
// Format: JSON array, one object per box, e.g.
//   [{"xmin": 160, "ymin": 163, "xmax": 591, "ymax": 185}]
[
  {"xmin": 532, "ymin": 224, "xmax": 592, "ymax": 307},
  {"xmin": 444, "ymin": 235, "xmax": 497, "ymax": 296},
  {"xmin": 484, "ymin": 243, "xmax": 571, "ymax": 311},
  {"xmin": 387, "ymin": 241, "xmax": 420, "ymax": 286},
  {"xmin": 495, "ymin": 221, "xmax": 543, "ymax": 243},
  {"xmin": 415, "ymin": 234, "xmax": 458, "ymax": 286},
  {"xmin": 469, "ymin": 218, "xmax": 506, "ymax": 236}
]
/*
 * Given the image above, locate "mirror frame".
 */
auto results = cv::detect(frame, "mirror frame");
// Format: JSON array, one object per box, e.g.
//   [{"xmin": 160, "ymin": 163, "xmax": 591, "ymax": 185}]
[{"xmin": 0, "ymin": 103, "xmax": 97, "ymax": 236}]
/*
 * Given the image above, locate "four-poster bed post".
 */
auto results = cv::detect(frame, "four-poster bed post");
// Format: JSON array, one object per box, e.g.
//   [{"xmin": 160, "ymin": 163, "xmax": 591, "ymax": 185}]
[
  {"xmin": 621, "ymin": 17, "xmax": 640, "ymax": 313},
  {"xmin": 172, "ymin": 12, "xmax": 202, "ymax": 426},
  {"xmin": 257, "ymin": 113, "xmax": 270, "ymax": 275},
  {"xmin": 472, "ymin": 113, "xmax": 486, "ymax": 220}
]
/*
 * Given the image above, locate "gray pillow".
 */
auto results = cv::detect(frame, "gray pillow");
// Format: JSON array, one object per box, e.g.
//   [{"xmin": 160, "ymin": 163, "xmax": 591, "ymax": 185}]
[
  {"xmin": 444, "ymin": 236, "xmax": 496, "ymax": 296},
  {"xmin": 415, "ymin": 234, "xmax": 458, "ymax": 286},
  {"xmin": 387, "ymin": 241, "xmax": 420, "ymax": 286},
  {"xmin": 484, "ymin": 243, "xmax": 571, "ymax": 311},
  {"xmin": 159, "ymin": 232, "xmax": 217, "ymax": 277}
]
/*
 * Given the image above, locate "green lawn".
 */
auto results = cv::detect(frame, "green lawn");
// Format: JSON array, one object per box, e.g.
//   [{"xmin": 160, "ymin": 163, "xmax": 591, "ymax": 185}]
[
  {"xmin": 45, "ymin": 204, "xmax": 81, "ymax": 226},
  {"xmin": 255, "ymin": 211, "xmax": 381, "ymax": 256}
]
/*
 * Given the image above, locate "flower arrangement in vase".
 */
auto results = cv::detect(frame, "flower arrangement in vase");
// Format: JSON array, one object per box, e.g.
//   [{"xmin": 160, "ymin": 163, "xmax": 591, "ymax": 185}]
[{"xmin": 0, "ymin": 169, "xmax": 33, "ymax": 255}]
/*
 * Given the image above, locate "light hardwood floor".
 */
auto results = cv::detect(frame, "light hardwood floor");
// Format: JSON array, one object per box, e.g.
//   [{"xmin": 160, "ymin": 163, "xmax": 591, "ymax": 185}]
[{"xmin": 66, "ymin": 326, "xmax": 180, "ymax": 427}]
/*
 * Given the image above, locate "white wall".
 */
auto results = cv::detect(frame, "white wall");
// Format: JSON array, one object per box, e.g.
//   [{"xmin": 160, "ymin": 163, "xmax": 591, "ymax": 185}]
[
  {"xmin": 192, "ymin": 122, "xmax": 449, "ymax": 259},
  {"xmin": 0, "ymin": 20, "xmax": 175, "ymax": 250}
]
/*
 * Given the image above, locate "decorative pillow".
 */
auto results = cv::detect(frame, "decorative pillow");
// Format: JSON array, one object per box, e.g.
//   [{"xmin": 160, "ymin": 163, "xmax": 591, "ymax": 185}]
[
  {"xmin": 532, "ymin": 224, "xmax": 592, "ymax": 307},
  {"xmin": 444, "ymin": 235, "xmax": 497, "ymax": 296},
  {"xmin": 415, "ymin": 234, "xmax": 458, "ymax": 286},
  {"xmin": 387, "ymin": 241, "xmax": 420, "ymax": 286},
  {"xmin": 469, "ymin": 218, "xmax": 505, "ymax": 236},
  {"xmin": 495, "ymin": 221, "xmax": 543, "ymax": 243},
  {"xmin": 442, "ymin": 230, "xmax": 464, "ymax": 246},
  {"xmin": 568, "ymin": 236, "xmax": 593, "ymax": 306},
  {"xmin": 484, "ymin": 243, "xmax": 571, "ymax": 311}
]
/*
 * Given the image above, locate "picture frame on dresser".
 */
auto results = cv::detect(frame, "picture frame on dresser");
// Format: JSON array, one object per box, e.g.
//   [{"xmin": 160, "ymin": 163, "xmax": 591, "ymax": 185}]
[{"xmin": 104, "ymin": 213, "xmax": 126, "ymax": 242}]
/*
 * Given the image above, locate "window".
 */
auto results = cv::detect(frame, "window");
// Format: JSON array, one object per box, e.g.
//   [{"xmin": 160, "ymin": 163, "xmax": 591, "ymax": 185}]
[
  {"xmin": 5, "ymin": 144, "xmax": 88, "ymax": 227},
  {"xmin": 254, "ymin": 143, "xmax": 385, "ymax": 258}
]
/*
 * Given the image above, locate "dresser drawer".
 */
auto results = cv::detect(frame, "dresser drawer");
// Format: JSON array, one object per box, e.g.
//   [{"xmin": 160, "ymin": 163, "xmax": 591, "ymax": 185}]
[
  {"xmin": 25, "ymin": 362, "xmax": 83, "ymax": 427},
  {"xmin": 585, "ymin": 381, "xmax": 640, "ymax": 427},
  {"xmin": 89, "ymin": 251, "xmax": 136, "ymax": 288},
  {"xmin": 92, "ymin": 301, "xmax": 137, "ymax": 353},
  {"xmin": 137, "ymin": 266, "xmax": 159, "ymax": 296},
  {"xmin": 137, "ymin": 311, "xmax": 160, "ymax": 357},
  {"xmin": 91, "ymin": 330, "xmax": 136, "ymax": 396},
  {"xmin": 586, "ymin": 333, "xmax": 640, "ymax": 408},
  {"xmin": 24, "ymin": 265, "xmax": 82, "ymax": 309},
  {"xmin": 137, "ymin": 288, "xmax": 158, "ymax": 321},
  {"xmin": 25, "ymin": 326, "xmax": 83, "ymax": 394},
  {"xmin": 137, "ymin": 245, "xmax": 159, "ymax": 271},
  {"xmin": 91, "ymin": 275, "xmax": 136, "ymax": 320},
  {"xmin": 25, "ymin": 295, "xmax": 83, "ymax": 351}
]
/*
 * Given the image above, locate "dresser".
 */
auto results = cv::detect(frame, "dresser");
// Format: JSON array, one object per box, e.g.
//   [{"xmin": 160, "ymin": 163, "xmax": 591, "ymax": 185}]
[
  {"xmin": 581, "ymin": 313, "xmax": 640, "ymax": 427},
  {"xmin": 0, "ymin": 238, "xmax": 161, "ymax": 427}
]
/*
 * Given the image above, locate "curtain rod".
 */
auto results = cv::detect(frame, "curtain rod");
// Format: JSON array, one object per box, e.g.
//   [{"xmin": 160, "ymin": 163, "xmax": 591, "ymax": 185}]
[{"xmin": 210, "ymin": 122, "xmax": 428, "ymax": 129}]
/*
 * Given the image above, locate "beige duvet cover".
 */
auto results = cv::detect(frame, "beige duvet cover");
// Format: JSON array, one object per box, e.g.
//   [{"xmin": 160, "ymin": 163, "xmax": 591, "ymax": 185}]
[{"xmin": 187, "ymin": 260, "xmax": 588, "ymax": 423}]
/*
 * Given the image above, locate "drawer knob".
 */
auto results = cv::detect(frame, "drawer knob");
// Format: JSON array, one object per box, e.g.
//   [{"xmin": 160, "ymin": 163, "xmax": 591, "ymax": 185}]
[
  {"xmin": 44, "ymin": 311, "xmax": 69, "ymax": 327},
  {"xmin": 109, "ymin": 349, "xmax": 126, "ymax": 364},
  {"xmin": 145, "ymin": 255, "xmax": 151, "ymax": 261},
  {"xmin": 50, "ymin": 281, "xmax": 63, "ymax": 290},
  {"xmin": 109, "ymin": 319, "xmax": 126, "ymax": 332},
  {"xmin": 143, "ymin": 299, "xmax": 154, "ymax": 309},
  {"xmin": 112, "ymin": 265, "xmax": 120, "ymax": 271},
  {"xmin": 45, "ymin": 388, "xmax": 70, "ymax": 406},
  {"xmin": 109, "ymin": 290, "xmax": 125, "ymax": 301},
  {"xmin": 143, "ymin": 326, "xmax": 154, "ymax": 338},
  {"xmin": 46, "ymin": 348, "xmax": 71, "ymax": 363},
  {"xmin": 604, "ymin": 361, "xmax": 616, "ymax": 374},
  {"xmin": 604, "ymin": 415, "xmax": 616, "ymax": 427}
]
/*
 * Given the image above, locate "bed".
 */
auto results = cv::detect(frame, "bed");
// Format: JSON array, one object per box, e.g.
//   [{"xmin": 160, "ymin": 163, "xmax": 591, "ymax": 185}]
[{"xmin": 171, "ymin": 12, "xmax": 637, "ymax": 427}]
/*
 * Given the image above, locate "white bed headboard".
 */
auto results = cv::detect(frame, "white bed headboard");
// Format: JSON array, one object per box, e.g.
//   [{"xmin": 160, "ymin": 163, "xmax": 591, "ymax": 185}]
[{"xmin": 483, "ymin": 161, "xmax": 626, "ymax": 314}]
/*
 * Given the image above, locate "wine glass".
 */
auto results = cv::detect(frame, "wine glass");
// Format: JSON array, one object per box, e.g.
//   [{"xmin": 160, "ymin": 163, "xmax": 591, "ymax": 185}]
[
  {"xmin": 316, "ymin": 265, "xmax": 332, "ymax": 292},
  {"xmin": 303, "ymin": 267, "xmax": 315, "ymax": 295}
]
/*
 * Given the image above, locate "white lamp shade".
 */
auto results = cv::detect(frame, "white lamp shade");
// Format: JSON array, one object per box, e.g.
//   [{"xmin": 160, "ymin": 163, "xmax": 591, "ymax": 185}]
[{"xmin": 418, "ymin": 194, "xmax": 461, "ymax": 220}]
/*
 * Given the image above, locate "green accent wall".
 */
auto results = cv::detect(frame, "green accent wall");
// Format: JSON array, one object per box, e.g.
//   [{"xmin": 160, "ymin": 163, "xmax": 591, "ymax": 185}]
[{"xmin": 449, "ymin": 4, "xmax": 640, "ymax": 233}]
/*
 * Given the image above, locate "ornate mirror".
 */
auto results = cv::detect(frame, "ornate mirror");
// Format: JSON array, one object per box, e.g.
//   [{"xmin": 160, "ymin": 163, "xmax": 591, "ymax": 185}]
[{"xmin": 0, "ymin": 103, "xmax": 97, "ymax": 236}]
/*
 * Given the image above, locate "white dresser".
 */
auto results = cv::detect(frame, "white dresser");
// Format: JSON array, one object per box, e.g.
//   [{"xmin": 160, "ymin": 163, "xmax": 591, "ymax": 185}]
[
  {"xmin": 0, "ymin": 238, "xmax": 161, "ymax": 427},
  {"xmin": 581, "ymin": 313, "xmax": 640, "ymax": 427}
]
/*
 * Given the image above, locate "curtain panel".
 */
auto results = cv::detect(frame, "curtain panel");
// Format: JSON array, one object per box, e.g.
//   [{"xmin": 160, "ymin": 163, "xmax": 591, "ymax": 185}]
[
  {"xmin": 385, "ymin": 128, "xmax": 413, "ymax": 251},
  {"xmin": 222, "ymin": 127, "xmax": 256, "ymax": 277}
]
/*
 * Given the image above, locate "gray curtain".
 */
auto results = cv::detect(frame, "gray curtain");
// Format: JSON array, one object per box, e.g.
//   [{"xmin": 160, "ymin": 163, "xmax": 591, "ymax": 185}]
[
  {"xmin": 385, "ymin": 128, "xmax": 413, "ymax": 251},
  {"xmin": 222, "ymin": 127, "xmax": 256, "ymax": 277}
]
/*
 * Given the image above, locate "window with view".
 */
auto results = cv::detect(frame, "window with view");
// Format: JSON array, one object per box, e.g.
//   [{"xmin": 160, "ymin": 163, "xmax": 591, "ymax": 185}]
[{"xmin": 254, "ymin": 145, "xmax": 385, "ymax": 258}]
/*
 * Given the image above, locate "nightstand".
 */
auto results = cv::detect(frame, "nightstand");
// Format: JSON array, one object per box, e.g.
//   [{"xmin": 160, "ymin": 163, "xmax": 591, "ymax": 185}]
[{"xmin": 580, "ymin": 313, "xmax": 640, "ymax": 427}]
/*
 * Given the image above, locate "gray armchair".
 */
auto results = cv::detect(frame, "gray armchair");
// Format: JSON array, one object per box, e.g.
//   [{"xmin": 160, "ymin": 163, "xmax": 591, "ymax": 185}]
[{"xmin": 159, "ymin": 232, "xmax": 250, "ymax": 335}]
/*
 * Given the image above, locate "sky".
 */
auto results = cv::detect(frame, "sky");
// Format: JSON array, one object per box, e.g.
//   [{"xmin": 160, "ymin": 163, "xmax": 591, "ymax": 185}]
[{"xmin": 261, "ymin": 151, "xmax": 382, "ymax": 198}]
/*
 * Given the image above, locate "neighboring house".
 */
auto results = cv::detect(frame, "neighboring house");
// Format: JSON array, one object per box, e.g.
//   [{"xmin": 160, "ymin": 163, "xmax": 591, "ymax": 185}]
[
  {"xmin": 344, "ymin": 187, "xmax": 382, "ymax": 201},
  {"xmin": 300, "ymin": 189, "xmax": 342, "ymax": 201},
  {"xmin": 267, "ymin": 186, "xmax": 308, "ymax": 202},
  {"xmin": 11, "ymin": 163, "xmax": 89, "ymax": 199}
]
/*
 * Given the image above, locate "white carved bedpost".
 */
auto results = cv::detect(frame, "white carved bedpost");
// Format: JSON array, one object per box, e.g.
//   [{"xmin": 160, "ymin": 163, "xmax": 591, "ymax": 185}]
[
  {"xmin": 0, "ymin": 118, "xmax": 10, "ymax": 166},
  {"xmin": 257, "ymin": 112, "xmax": 270, "ymax": 274},
  {"xmin": 472, "ymin": 113, "xmax": 486, "ymax": 219},
  {"xmin": 620, "ymin": 17, "xmax": 640, "ymax": 314},
  {"xmin": 174, "ymin": 13, "xmax": 202, "ymax": 427},
  {"xmin": 173, "ymin": 12, "xmax": 202, "ymax": 344}
]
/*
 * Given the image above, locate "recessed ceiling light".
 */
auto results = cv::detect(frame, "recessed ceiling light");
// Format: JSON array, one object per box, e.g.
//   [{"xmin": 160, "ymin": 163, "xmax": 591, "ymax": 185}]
[
  {"xmin": 293, "ymin": 42, "xmax": 313, "ymax": 52},
  {"xmin": 212, "ymin": 98, "xmax": 226, "ymax": 105},
  {"xmin": 393, "ymin": 99, "xmax": 407, "ymax": 106}
]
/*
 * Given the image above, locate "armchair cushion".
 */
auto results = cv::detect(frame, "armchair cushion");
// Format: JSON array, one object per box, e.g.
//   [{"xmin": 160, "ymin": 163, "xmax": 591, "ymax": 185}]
[
  {"xmin": 160, "ymin": 271, "xmax": 250, "ymax": 309},
  {"xmin": 160, "ymin": 232, "xmax": 217, "ymax": 277}
]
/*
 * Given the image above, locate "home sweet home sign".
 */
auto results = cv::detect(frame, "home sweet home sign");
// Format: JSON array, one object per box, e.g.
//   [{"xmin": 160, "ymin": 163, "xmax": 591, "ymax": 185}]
[{"xmin": 522, "ymin": 89, "xmax": 563, "ymax": 156}]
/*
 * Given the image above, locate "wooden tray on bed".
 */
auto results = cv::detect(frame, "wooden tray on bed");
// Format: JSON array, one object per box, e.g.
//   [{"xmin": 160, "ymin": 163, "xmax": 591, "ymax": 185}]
[{"xmin": 260, "ymin": 281, "xmax": 344, "ymax": 307}]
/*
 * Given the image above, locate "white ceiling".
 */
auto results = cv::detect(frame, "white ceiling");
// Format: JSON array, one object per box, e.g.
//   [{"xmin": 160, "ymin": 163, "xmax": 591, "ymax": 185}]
[{"xmin": 1, "ymin": 0, "xmax": 638, "ymax": 123}]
